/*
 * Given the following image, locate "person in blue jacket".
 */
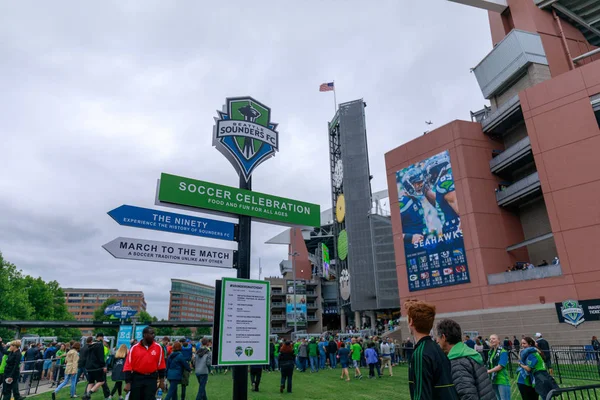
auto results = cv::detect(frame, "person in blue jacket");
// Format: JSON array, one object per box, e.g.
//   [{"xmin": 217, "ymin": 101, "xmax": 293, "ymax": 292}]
[
  {"xmin": 165, "ymin": 342, "xmax": 191, "ymax": 400},
  {"xmin": 179, "ymin": 339, "xmax": 193, "ymax": 400},
  {"xmin": 317, "ymin": 338, "xmax": 327, "ymax": 370}
]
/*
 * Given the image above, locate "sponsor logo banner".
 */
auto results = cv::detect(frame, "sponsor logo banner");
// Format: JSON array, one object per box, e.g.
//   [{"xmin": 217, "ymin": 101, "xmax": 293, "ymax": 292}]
[{"xmin": 396, "ymin": 150, "xmax": 470, "ymax": 292}]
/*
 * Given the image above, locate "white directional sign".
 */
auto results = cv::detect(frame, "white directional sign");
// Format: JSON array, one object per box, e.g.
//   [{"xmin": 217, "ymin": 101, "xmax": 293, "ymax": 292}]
[{"xmin": 102, "ymin": 237, "xmax": 236, "ymax": 269}]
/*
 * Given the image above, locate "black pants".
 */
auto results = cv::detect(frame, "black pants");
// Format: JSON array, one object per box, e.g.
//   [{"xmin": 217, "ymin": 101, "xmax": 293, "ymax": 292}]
[
  {"xmin": 111, "ymin": 381, "xmax": 123, "ymax": 397},
  {"xmin": 517, "ymin": 383, "xmax": 538, "ymax": 400},
  {"xmin": 368, "ymin": 363, "xmax": 375, "ymax": 377},
  {"xmin": 102, "ymin": 381, "xmax": 111, "ymax": 398},
  {"xmin": 130, "ymin": 375, "xmax": 158, "ymax": 400},
  {"xmin": 250, "ymin": 367, "xmax": 262, "ymax": 391},
  {"xmin": 2, "ymin": 378, "xmax": 22, "ymax": 400},
  {"xmin": 280, "ymin": 365, "xmax": 293, "ymax": 393},
  {"xmin": 269, "ymin": 356, "xmax": 275, "ymax": 371}
]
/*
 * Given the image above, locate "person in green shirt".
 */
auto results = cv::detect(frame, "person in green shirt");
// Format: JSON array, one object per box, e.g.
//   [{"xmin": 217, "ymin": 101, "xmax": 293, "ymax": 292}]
[
  {"xmin": 293, "ymin": 341, "xmax": 300, "ymax": 370},
  {"xmin": 50, "ymin": 344, "xmax": 67, "ymax": 388},
  {"xmin": 486, "ymin": 334, "xmax": 511, "ymax": 400},
  {"xmin": 308, "ymin": 339, "xmax": 319, "ymax": 372},
  {"xmin": 518, "ymin": 336, "xmax": 558, "ymax": 400},
  {"xmin": 350, "ymin": 338, "xmax": 363, "ymax": 379},
  {"xmin": 274, "ymin": 342, "xmax": 280, "ymax": 371}
]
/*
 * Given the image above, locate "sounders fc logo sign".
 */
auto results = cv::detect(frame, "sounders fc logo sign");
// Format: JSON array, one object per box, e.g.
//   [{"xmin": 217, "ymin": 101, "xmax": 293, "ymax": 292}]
[
  {"xmin": 561, "ymin": 299, "xmax": 585, "ymax": 327},
  {"xmin": 213, "ymin": 97, "xmax": 279, "ymax": 181}
]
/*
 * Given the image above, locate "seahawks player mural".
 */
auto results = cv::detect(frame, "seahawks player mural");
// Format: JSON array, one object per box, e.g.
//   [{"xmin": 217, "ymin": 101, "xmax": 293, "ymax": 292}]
[{"xmin": 396, "ymin": 150, "xmax": 470, "ymax": 291}]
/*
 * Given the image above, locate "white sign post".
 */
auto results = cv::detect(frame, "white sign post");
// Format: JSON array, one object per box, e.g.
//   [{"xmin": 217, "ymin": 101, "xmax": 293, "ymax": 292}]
[
  {"xmin": 102, "ymin": 237, "xmax": 236, "ymax": 269},
  {"xmin": 218, "ymin": 278, "xmax": 270, "ymax": 365}
]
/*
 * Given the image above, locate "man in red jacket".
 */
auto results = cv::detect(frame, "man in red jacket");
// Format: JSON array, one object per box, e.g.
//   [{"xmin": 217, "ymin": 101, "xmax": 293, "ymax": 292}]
[{"xmin": 124, "ymin": 327, "xmax": 166, "ymax": 400}]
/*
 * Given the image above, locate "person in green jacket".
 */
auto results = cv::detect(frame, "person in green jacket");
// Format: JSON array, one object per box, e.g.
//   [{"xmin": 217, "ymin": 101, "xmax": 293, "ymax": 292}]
[
  {"xmin": 308, "ymin": 339, "xmax": 319, "ymax": 372},
  {"xmin": 274, "ymin": 342, "xmax": 280, "ymax": 371},
  {"xmin": 0, "ymin": 353, "xmax": 8, "ymax": 385},
  {"xmin": 437, "ymin": 319, "xmax": 494, "ymax": 400}
]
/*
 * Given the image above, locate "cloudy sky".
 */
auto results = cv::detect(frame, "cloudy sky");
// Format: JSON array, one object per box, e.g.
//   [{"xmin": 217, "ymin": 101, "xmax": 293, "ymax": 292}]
[{"xmin": 0, "ymin": 0, "xmax": 492, "ymax": 318}]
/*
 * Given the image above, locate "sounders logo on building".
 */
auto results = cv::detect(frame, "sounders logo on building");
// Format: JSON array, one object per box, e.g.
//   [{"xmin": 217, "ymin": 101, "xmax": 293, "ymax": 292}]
[
  {"xmin": 561, "ymin": 299, "xmax": 585, "ymax": 327},
  {"xmin": 213, "ymin": 97, "xmax": 279, "ymax": 181}
]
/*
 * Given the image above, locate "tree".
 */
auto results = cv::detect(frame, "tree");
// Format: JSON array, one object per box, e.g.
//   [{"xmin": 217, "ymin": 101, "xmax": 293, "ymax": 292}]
[
  {"xmin": 196, "ymin": 319, "xmax": 212, "ymax": 336},
  {"xmin": 176, "ymin": 327, "xmax": 192, "ymax": 338},
  {"xmin": 0, "ymin": 251, "xmax": 83, "ymax": 340},
  {"xmin": 155, "ymin": 321, "xmax": 174, "ymax": 337},
  {"xmin": 92, "ymin": 299, "xmax": 120, "ymax": 338},
  {"xmin": 137, "ymin": 311, "xmax": 156, "ymax": 324}
]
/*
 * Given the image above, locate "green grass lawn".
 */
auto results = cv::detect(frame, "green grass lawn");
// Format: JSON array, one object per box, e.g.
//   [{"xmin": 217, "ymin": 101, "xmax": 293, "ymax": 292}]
[{"xmin": 29, "ymin": 365, "xmax": 598, "ymax": 400}]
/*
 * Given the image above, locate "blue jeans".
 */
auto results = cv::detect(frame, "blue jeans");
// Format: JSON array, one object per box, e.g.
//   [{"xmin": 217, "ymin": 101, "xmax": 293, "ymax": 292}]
[
  {"xmin": 165, "ymin": 379, "xmax": 181, "ymax": 400},
  {"xmin": 55, "ymin": 373, "xmax": 77, "ymax": 398},
  {"xmin": 274, "ymin": 357, "xmax": 279, "ymax": 370},
  {"xmin": 329, "ymin": 353, "xmax": 337, "ymax": 368},
  {"xmin": 309, "ymin": 356, "xmax": 318, "ymax": 372},
  {"xmin": 76, "ymin": 367, "xmax": 87, "ymax": 385},
  {"xmin": 493, "ymin": 384, "xmax": 511, "ymax": 400},
  {"xmin": 195, "ymin": 374, "xmax": 208, "ymax": 400},
  {"xmin": 319, "ymin": 353, "xmax": 326, "ymax": 369}
]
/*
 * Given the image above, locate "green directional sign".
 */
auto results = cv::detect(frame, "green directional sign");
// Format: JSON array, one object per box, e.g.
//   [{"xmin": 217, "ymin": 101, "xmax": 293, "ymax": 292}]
[{"xmin": 158, "ymin": 173, "xmax": 320, "ymax": 227}]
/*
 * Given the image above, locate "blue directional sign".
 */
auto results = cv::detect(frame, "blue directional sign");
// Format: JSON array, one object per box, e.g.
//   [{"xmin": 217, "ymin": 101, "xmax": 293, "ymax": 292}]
[
  {"xmin": 104, "ymin": 301, "xmax": 123, "ymax": 316},
  {"xmin": 108, "ymin": 205, "xmax": 236, "ymax": 241},
  {"xmin": 104, "ymin": 301, "xmax": 138, "ymax": 319}
]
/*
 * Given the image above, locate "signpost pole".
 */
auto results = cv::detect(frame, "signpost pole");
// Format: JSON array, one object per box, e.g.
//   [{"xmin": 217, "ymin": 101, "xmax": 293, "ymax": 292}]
[{"xmin": 233, "ymin": 175, "xmax": 251, "ymax": 400}]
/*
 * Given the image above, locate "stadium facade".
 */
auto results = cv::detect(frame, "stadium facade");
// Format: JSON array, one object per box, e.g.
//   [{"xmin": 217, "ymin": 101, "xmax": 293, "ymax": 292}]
[{"xmin": 386, "ymin": 0, "xmax": 600, "ymax": 343}]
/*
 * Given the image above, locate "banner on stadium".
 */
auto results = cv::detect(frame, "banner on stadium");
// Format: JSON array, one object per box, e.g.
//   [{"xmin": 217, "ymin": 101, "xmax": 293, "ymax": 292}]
[
  {"xmin": 286, "ymin": 280, "xmax": 307, "ymax": 327},
  {"xmin": 116, "ymin": 324, "xmax": 148, "ymax": 349},
  {"xmin": 396, "ymin": 150, "xmax": 470, "ymax": 291},
  {"xmin": 555, "ymin": 299, "xmax": 600, "ymax": 327}
]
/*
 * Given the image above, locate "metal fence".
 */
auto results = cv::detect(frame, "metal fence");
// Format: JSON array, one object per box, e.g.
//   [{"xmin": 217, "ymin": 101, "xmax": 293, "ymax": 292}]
[
  {"xmin": 546, "ymin": 384, "xmax": 600, "ymax": 399},
  {"xmin": 552, "ymin": 347, "xmax": 600, "ymax": 383},
  {"xmin": 14, "ymin": 356, "xmax": 72, "ymax": 396}
]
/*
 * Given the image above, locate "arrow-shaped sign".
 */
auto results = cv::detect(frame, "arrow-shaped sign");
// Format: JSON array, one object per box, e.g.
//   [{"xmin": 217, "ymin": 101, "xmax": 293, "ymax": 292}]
[
  {"xmin": 102, "ymin": 237, "xmax": 236, "ymax": 269},
  {"xmin": 108, "ymin": 205, "xmax": 237, "ymax": 241}
]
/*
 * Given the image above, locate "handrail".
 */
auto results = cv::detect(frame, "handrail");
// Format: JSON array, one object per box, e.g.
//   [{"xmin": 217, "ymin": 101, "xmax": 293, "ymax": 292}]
[{"xmin": 573, "ymin": 47, "xmax": 600, "ymax": 64}]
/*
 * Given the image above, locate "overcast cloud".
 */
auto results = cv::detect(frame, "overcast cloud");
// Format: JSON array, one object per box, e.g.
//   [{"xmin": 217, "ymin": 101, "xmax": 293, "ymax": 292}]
[{"xmin": 0, "ymin": 0, "xmax": 491, "ymax": 318}]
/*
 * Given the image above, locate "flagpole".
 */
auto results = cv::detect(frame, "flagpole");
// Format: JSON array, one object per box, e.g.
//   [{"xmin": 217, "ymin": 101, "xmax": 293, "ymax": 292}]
[{"xmin": 333, "ymin": 80, "xmax": 337, "ymax": 113}]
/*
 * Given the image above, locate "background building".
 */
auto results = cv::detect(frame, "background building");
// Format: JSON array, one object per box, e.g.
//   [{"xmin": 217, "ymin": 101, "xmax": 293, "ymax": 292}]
[
  {"xmin": 385, "ymin": 0, "xmax": 600, "ymax": 344},
  {"xmin": 64, "ymin": 288, "xmax": 146, "ymax": 321},
  {"xmin": 168, "ymin": 279, "xmax": 215, "ymax": 322}
]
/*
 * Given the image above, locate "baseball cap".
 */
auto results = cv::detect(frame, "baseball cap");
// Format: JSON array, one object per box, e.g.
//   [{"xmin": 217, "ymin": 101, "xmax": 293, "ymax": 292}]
[{"xmin": 535, "ymin": 333, "xmax": 542, "ymax": 338}]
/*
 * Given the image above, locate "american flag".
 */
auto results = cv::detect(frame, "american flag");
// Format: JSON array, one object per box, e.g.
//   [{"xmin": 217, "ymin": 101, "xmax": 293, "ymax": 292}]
[{"xmin": 319, "ymin": 82, "xmax": 335, "ymax": 92}]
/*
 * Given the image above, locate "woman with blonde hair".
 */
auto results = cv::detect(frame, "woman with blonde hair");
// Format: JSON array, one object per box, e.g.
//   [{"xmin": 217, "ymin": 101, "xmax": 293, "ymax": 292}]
[
  {"xmin": 52, "ymin": 342, "xmax": 80, "ymax": 399},
  {"xmin": 110, "ymin": 345, "xmax": 128, "ymax": 400}
]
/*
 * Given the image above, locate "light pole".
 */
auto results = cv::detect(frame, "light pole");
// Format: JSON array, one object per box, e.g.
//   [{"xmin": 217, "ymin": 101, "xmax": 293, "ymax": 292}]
[{"xmin": 289, "ymin": 250, "xmax": 299, "ymax": 337}]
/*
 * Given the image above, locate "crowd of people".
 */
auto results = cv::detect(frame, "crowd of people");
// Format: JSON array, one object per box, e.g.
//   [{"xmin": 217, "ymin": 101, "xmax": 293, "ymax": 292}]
[
  {"xmin": 403, "ymin": 300, "xmax": 563, "ymax": 400},
  {"xmin": 505, "ymin": 257, "xmax": 559, "ymax": 272},
  {"xmin": 0, "ymin": 329, "xmax": 215, "ymax": 400},
  {"xmin": 1, "ymin": 320, "xmax": 598, "ymax": 400}
]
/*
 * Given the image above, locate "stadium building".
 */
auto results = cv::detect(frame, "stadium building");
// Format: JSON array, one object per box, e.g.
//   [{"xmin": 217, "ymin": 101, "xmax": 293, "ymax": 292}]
[
  {"xmin": 386, "ymin": 0, "xmax": 600, "ymax": 343},
  {"xmin": 266, "ymin": 189, "xmax": 399, "ymax": 336}
]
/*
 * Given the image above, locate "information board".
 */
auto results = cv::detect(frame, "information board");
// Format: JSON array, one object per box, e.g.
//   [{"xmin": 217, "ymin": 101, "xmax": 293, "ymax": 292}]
[{"xmin": 218, "ymin": 278, "xmax": 270, "ymax": 365}]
